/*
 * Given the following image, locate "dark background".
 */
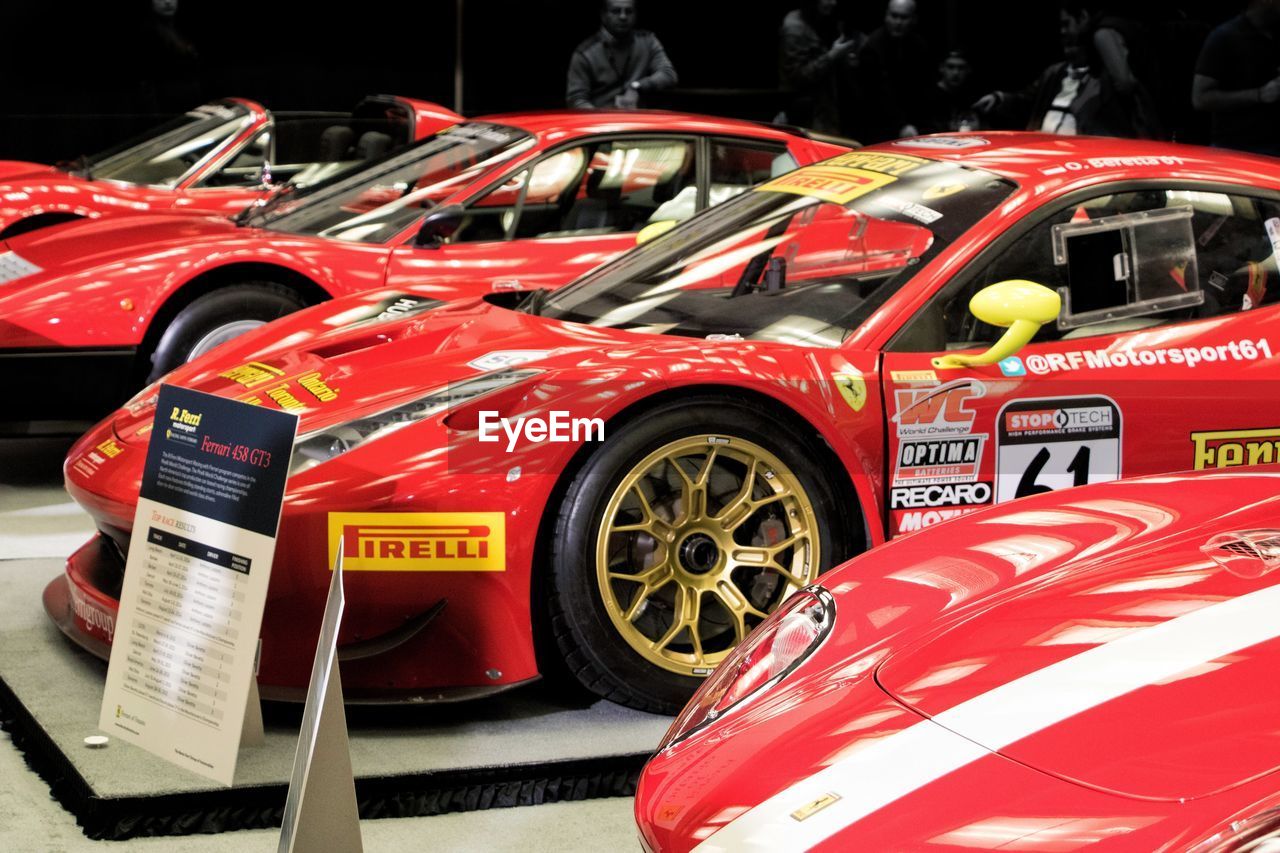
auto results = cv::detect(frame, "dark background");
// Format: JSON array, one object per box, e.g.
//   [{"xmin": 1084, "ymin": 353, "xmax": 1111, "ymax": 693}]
[{"xmin": 0, "ymin": 0, "xmax": 1243, "ymax": 162}]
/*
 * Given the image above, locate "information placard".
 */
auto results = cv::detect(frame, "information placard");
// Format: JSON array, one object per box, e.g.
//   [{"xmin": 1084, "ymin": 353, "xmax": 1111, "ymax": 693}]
[{"xmin": 100, "ymin": 385, "xmax": 297, "ymax": 785}]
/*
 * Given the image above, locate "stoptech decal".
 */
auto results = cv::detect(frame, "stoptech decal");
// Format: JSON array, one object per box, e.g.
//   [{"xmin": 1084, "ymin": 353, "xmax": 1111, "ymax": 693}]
[
  {"xmin": 1191, "ymin": 427, "xmax": 1280, "ymax": 469},
  {"xmin": 1023, "ymin": 338, "xmax": 1272, "ymax": 375},
  {"xmin": 327, "ymin": 512, "xmax": 505, "ymax": 572},
  {"xmin": 996, "ymin": 396, "xmax": 1121, "ymax": 504},
  {"xmin": 892, "ymin": 379, "xmax": 984, "ymax": 438},
  {"xmin": 893, "ymin": 436, "xmax": 985, "ymax": 486},
  {"xmin": 890, "ymin": 482, "xmax": 991, "ymax": 510}
]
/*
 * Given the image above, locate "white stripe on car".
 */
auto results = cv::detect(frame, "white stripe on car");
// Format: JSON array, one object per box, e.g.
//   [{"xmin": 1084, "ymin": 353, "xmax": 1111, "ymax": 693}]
[{"xmin": 695, "ymin": 578, "xmax": 1280, "ymax": 851}]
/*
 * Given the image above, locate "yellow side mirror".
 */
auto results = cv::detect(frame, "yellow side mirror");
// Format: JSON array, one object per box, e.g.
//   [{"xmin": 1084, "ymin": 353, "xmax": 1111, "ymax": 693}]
[
  {"xmin": 636, "ymin": 219, "xmax": 678, "ymax": 245},
  {"xmin": 933, "ymin": 279, "xmax": 1061, "ymax": 369}
]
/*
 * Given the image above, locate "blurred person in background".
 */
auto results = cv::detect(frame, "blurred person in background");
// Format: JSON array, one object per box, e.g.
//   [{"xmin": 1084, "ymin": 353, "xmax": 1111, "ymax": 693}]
[
  {"xmin": 920, "ymin": 49, "xmax": 981, "ymax": 134},
  {"xmin": 860, "ymin": 0, "xmax": 934, "ymax": 139},
  {"xmin": 973, "ymin": 1, "xmax": 1152, "ymax": 138},
  {"xmin": 566, "ymin": 0, "xmax": 678, "ymax": 109},
  {"xmin": 778, "ymin": 0, "xmax": 864, "ymax": 134},
  {"xmin": 1192, "ymin": 0, "xmax": 1280, "ymax": 155}
]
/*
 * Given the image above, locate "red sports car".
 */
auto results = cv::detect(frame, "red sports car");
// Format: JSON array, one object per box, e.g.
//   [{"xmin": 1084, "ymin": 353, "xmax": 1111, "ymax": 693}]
[
  {"xmin": 50, "ymin": 134, "xmax": 1280, "ymax": 714},
  {"xmin": 0, "ymin": 95, "xmax": 457, "ymax": 239},
  {"xmin": 635, "ymin": 469, "xmax": 1280, "ymax": 851},
  {"xmin": 1, "ymin": 111, "xmax": 845, "ymax": 427}
]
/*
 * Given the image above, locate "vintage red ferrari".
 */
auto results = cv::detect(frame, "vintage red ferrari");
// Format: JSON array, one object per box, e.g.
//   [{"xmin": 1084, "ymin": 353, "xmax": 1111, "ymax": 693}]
[
  {"xmin": 1, "ymin": 111, "xmax": 844, "ymax": 427},
  {"xmin": 50, "ymin": 134, "xmax": 1280, "ymax": 713},
  {"xmin": 0, "ymin": 95, "xmax": 457, "ymax": 239},
  {"xmin": 635, "ymin": 469, "xmax": 1280, "ymax": 851}
]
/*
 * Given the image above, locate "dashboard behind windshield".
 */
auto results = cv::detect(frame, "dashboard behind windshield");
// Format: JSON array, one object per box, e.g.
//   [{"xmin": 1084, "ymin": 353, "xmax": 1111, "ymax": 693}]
[
  {"xmin": 252, "ymin": 122, "xmax": 535, "ymax": 243},
  {"xmin": 541, "ymin": 150, "xmax": 1016, "ymax": 348}
]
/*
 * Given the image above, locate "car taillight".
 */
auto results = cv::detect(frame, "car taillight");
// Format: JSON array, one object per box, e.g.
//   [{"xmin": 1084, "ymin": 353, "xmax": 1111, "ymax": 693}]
[{"xmin": 659, "ymin": 587, "xmax": 833, "ymax": 750}]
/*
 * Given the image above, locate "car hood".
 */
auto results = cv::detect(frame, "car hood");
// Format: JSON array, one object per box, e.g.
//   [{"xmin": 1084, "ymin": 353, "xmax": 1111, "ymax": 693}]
[
  {"xmin": 111, "ymin": 295, "xmax": 685, "ymax": 444},
  {"xmin": 5, "ymin": 211, "xmax": 240, "ymax": 271},
  {"xmin": 872, "ymin": 475, "xmax": 1280, "ymax": 802},
  {"xmin": 0, "ymin": 160, "xmax": 58, "ymax": 181}
]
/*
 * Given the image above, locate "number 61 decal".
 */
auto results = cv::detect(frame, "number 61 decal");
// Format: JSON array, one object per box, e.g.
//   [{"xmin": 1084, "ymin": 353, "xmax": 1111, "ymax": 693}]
[{"xmin": 995, "ymin": 396, "xmax": 1122, "ymax": 504}]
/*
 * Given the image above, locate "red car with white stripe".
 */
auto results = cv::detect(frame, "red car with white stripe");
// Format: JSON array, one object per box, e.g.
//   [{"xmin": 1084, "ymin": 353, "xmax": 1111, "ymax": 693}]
[{"xmin": 637, "ymin": 469, "xmax": 1280, "ymax": 851}]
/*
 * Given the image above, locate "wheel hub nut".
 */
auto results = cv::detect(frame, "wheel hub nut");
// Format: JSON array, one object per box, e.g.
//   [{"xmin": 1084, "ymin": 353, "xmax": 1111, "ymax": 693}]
[{"xmin": 679, "ymin": 533, "xmax": 720, "ymax": 575}]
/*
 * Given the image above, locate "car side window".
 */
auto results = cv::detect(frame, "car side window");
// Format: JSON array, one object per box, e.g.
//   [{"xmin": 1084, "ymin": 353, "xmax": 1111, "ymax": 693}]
[
  {"xmin": 648, "ymin": 140, "xmax": 793, "ymax": 224},
  {"xmin": 893, "ymin": 188, "xmax": 1280, "ymax": 352},
  {"xmin": 451, "ymin": 137, "xmax": 697, "ymax": 244}
]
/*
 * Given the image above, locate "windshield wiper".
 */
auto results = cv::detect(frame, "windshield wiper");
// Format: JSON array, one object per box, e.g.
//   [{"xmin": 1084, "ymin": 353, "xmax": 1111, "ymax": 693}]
[
  {"xmin": 730, "ymin": 255, "xmax": 787, "ymax": 297},
  {"xmin": 517, "ymin": 288, "xmax": 550, "ymax": 316},
  {"xmin": 59, "ymin": 154, "xmax": 93, "ymax": 180},
  {"xmin": 730, "ymin": 213, "xmax": 795, "ymax": 297}
]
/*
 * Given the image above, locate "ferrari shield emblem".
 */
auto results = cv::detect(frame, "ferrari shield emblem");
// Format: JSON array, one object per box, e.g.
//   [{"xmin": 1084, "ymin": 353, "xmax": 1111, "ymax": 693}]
[{"xmin": 834, "ymin": 372, "xmax": 867, "ymax": 412}]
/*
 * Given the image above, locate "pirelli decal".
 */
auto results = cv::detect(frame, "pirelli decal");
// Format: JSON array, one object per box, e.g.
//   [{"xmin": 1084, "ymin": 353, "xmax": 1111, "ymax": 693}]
[
  {"xmin": 327, "ymin": 512, "xmax": 506, "ymax": 572},
  {"xmin": 756, "ymin": 151, "xmax": 927, "ymax": 204}
]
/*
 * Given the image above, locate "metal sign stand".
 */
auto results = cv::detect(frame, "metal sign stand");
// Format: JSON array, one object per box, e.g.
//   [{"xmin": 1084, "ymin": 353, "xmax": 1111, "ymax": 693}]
[
  {"xmin": 278, "ymin": 543, "xmax": 362, "ymax": 853},
  {"xmin": 240, "ymin": 678, "xmax": 265, "ymax": 747}
]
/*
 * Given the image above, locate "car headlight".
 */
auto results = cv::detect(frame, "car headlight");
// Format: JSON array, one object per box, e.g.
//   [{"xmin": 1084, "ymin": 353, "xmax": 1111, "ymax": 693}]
[
  {"xmin": 659, "ymin": 587, "xmax": 834, "ymax": 750},
  {"xmin": 0, "ymin": 250, "xmax": 42, "ymax": 284},
  {"xmin": 288, "ymin": 368, "xmax": 542, "ymax": 476}
]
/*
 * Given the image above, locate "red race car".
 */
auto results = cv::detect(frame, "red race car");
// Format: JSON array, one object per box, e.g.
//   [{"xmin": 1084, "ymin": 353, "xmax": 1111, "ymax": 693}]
[
  {"xmin": 1, "ymin": 112, "xmax": 846, "ymax": 428},
  {"xmin": 51, "ymin": 134, "xmax": 1280, "ymax": 713},
  {"xmin": 635, "ymin": 469, "xmax": 1280, "ymax": 851},
  {"xmin": 0, "ymin": 95, "xmax": 457, "ymax": 239}
]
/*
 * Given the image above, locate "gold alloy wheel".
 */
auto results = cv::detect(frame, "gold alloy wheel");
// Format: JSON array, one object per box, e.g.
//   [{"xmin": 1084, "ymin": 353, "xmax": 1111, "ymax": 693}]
[{"xmin": 595, "ymin": 435, "xmax": 820, "ymax": 676}]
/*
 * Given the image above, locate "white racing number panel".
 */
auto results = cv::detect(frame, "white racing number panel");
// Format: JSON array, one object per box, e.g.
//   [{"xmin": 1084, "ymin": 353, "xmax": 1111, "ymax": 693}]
[{"xmin": 995, "ymin": 396, "xmax": 1121, "ymax": 505}]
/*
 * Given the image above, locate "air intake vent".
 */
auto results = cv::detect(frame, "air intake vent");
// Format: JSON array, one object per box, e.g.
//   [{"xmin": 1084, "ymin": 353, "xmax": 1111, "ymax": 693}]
[{"xmin": 1202, "ymin": 530, "xmax": 1280, "ymax": 579}]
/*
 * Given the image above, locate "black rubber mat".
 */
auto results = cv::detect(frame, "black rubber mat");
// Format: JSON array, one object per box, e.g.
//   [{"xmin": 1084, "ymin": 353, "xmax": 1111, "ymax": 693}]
[{"xmin": 0, "ymin": 675, "xmax": 649, "ymax": 840}]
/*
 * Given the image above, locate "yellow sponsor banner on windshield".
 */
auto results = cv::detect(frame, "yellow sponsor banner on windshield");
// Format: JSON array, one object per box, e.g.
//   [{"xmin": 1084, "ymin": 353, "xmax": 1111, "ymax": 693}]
[
  {"xmin": 756, "ymin": 151, "xmax": 928, "ymax": 204},
  {"xmin": 758, "ymin": 166, "xmax": 896, "ymax": 204},
  {"xmin": 823, "ymin": 151, "xmax": 928, "ymax": 176}
]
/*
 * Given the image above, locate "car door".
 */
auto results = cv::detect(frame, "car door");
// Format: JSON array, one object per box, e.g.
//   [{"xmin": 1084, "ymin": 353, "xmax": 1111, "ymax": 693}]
[{"xmin": 879, "ymin": 183, "xmax": 1280, "ymax": 538}]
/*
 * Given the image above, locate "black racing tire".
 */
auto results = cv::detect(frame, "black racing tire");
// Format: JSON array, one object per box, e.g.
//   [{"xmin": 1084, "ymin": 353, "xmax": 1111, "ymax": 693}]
[
  {"xmin": 146, "ymin": 282, "xmax": 307, "ymax": 381},
  {"xmin": 545, "ymin": 395, "xmax": 853, "ymax": 714}
]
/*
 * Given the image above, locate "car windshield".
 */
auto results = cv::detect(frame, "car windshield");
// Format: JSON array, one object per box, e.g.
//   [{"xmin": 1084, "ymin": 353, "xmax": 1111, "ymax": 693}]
[
  {"xmin": 249, "ymin": 122, "xmax": 536, "ymax": 243},
  {"xmin": 540, "ymin": 150, "xmax": 1016, "ymax": 348},
  {"xmin": 85, "ymin": 101, "xmax": 256, "ymax": 187}
]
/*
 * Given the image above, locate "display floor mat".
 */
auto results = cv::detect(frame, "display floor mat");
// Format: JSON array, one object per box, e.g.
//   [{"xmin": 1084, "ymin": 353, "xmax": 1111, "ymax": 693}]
[{"xmin": 0, "ymin": 559, "xmax": 668, "ymax": 840}]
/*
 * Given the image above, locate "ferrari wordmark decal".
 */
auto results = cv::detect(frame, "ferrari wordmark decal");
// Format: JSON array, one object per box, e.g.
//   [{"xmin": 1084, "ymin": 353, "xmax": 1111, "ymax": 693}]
[
  {"xmin": 695, "ymin": 581, "xmax": 1280, "ymax": 851},
  {"xmin": 327, "ymin": 512, "xmax": 506, "ymax": 572}
]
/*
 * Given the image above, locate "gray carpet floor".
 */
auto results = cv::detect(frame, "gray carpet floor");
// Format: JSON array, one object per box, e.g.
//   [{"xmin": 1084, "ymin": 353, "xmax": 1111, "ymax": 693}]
[{"xmin": 0, "ymin": 438, "xmax": 652, "ymax": 850}]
